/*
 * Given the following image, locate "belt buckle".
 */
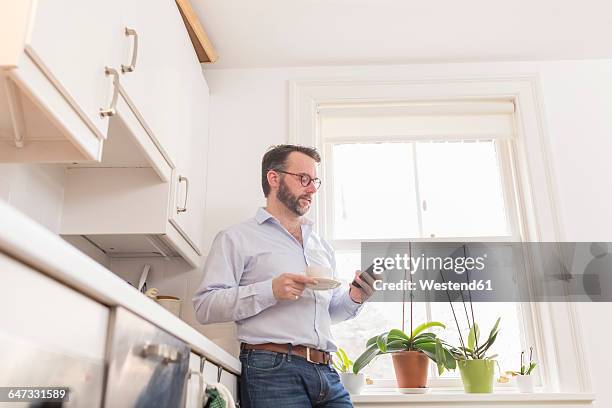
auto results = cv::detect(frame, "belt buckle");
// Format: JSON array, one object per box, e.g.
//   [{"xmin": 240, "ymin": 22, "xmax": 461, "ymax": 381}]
[{"xmin": 306, "ymin": 347, "xmax": 316, "ymax": 364}]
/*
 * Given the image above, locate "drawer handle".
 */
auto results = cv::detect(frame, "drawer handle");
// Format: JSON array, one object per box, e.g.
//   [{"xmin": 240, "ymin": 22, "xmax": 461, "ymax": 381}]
[
  {"xmin": 99, "ymin": 67, "xmax": 119, "ymax": 117},
  {"xmin": 141, "ymin": 343, "xmax": 182, "ymax": 364},
  {"xmin": 177, "ymin": 175, "xmax": 189, "ymax": 213},
  {"xmin": 121, "ymin": 27, "xmax": 139, "ymax": 73}
]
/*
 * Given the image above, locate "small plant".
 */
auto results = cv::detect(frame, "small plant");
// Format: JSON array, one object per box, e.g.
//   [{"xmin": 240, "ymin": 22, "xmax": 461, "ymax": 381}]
[
  {"xmin": 498, "ymin": 347, "xmax": 537, "ymax": 382},
  {"xmin": 448, "ymin": 317, "xmax": 501, "ymax": 361},
  {"xmin": 514, "ymin": 347, "xmax": 537, "ymax": 375},
  {"xmin": 354, "ymin": 321, "xmax": 457, "ymax": 375},
  {"xmin": 333, "ymin": 347, "xmax": 359, "ymax": 374}
]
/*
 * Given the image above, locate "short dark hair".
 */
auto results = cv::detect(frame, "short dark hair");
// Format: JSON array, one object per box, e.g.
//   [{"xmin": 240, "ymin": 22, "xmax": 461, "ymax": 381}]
[{"xmin": 261, "ymin": 144, "xmax": 321, "ymax": 197}]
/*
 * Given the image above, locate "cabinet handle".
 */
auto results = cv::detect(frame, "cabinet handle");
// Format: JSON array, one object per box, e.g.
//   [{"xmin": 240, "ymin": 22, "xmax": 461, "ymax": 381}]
[
  {"xmin": 99, "ymin": 67, "xmax": 119, "ymax": 117},
  {"xmin": 177, "ymin": 175, "xmax": 189, "ymax": 213},
  {"xmin": 189, "ymin": 370, "xmax": 204, "ymax": 407},
  {"xmin": 141, "ymin": 343, "xmax": 182, "ymax": 364},
  {"xmin": 121, "ymin": 27, "xmax": 139, "ymax": 73}
]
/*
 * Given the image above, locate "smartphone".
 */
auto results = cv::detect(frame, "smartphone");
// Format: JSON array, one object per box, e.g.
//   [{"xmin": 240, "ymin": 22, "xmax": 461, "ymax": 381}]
[{"xmin": 350, "ymin": 263, "xmax": 382, "ymax": 289}]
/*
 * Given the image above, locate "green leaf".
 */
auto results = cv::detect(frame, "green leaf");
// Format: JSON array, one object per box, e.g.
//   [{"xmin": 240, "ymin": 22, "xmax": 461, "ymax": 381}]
[
  {"xmin": 366, "ymin": 335, "xmax": 378, "ymax": 348},
  {"xmin": 412, "ymin": 338, "xmax": 437, "ymax": 347},
  {"xmin": 443, "ymin": 347, "xmax": 457, "ymax": 370},
  {"xmin": 526, "ymin": 362, "xmax": 537, "ymax": 375},
  {"xmin": 411, "ymin": 322, "xmax": 446, "ymax": 338},
  {"xmin": 467, "ymin": 323, "xmax": 480, "ymax": 351},
  {"xmin": 338, "ymin": 347, "xmax": 350, "ymax": 368},
  {"xmin": 386, "ymin": 340, "xmax": 408, "ymax": 352},
  {"xmin": 388, "ymin": 329, "xmax": 411, "ymax": 342},
  {"xmin": 377, "ymin": 333, "xmax": 389, "ymax": 353},
  {"xmin": 411, "ymin": 333, "xmax": 437, "ymax": 343},
  {"xmin": 413, "ymin": 342, "xmax": 437, "ymax": 362},
  {"xmin": 353, "ymin": 344, "xmax": 380, "ymax": 373},
  {"xmin": 435, "ymin": 339, "xmax": 445, "ymax": 375},
  {"xmin": 476, "ymin": 332, "xmax": 498, "ymax": 358}
]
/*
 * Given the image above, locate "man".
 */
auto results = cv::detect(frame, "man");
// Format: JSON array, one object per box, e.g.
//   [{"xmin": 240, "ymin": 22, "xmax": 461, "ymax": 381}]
[{"xmin": 193, "ymin": 144, "xmax": 375, "ymax": 407}]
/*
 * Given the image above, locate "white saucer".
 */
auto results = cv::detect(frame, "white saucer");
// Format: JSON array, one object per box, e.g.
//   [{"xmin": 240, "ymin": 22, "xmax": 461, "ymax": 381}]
[
  {"xmin": 397, "ymin": 387, "xmax": 430, "ymax": 394},
  {"xmin": 306, "ymin": 278, "xmax": 341, "ymax": 290}
]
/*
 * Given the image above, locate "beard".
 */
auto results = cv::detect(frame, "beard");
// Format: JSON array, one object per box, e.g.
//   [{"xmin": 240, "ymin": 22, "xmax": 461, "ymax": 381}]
[{"xmin": 277, "ymin": 178, "xmax": 311, "ymax": 216}]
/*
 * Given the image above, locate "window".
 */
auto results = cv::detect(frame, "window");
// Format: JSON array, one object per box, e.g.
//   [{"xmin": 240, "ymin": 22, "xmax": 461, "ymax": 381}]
[
  {"xmin": 291, "ymin": 77, "xmax": 589, "ymax": 392},
  {"xmin": 316, "ymin": 100, "xmax": 532, "ymax": 386}
]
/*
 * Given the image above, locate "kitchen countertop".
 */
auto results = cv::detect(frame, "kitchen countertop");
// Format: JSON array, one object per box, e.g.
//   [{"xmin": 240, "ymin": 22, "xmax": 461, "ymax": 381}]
[{"xmin": 0, "ymin": 200, "xmax": 241, "ymax": 375}]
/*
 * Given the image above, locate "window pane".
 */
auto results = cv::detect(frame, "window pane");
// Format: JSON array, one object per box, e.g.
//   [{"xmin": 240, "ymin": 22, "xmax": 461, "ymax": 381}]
[
  {"xmin": 331, "ymin": 143, "xmax": 420, "ymax": 239},
  {"xmin": 416, "ymin": 141, "xmax": 509, "ymax": 237}
]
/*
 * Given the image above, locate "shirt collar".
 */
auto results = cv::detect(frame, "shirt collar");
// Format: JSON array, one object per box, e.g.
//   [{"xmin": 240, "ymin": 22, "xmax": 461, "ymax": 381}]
[{"xmin": 255, "ymin": 207, "xmax": 314, "ymax": 226}]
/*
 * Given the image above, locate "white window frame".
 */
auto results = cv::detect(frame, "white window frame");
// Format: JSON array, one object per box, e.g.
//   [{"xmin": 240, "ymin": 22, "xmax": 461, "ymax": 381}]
[{"xmin": 289, "ymin": 75, "xmax": 591, "ymax": 393}]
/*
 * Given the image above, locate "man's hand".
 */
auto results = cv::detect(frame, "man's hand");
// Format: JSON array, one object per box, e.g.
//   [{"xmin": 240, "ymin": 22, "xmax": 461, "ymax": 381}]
[
  {"xmin": 272, "ymin": 273, "xmax": 318, "ymax": 301},
  {"xmin": 349, "ymin": 270, "xmax": 376, "ymax": 304}
]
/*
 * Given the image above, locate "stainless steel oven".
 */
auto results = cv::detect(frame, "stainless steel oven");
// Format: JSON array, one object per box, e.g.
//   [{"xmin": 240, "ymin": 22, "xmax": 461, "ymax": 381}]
[{"xmin": 103, "ymin": 307, "xmax": 189, "ymax": 408}]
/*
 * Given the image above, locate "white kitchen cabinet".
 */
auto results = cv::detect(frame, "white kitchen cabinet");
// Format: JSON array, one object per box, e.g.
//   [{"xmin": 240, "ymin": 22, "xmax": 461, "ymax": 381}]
[
  {"xmin": 168, "ymin": 66, "xmax": 209, "ymax": 253},
  {"xmin": 0, "ymin": 251, "xmax": 108, "ymax": 406},
  {"xmin": 0, "ymin": 0, "xmax": 124, "ymax": 162},
  {"xmin": 60, "ymin": 80, "xmax": 209, "ymax": 266},
  {"xmin": 0, "ymin": 0, "xmax": 208, "ymax": 180},
  {"xmin": 118, "ymin": 0, "xmax": 203, "ymax": 168}
]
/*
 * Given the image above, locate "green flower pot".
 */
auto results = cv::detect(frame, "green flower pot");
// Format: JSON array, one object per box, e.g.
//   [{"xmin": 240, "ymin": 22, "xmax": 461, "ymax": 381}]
[{"xmin": 458, "ymin": 359, "xmax": 495, "ymax": 393}]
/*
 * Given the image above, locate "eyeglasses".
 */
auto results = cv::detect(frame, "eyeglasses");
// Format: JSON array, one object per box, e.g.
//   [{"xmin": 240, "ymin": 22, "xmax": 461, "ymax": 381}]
[{"xmin": 272, "ymin": 170, "xmax": 322, "ymax": 190}]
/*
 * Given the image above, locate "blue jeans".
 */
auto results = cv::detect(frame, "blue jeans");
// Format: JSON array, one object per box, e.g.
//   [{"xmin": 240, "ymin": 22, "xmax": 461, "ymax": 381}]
[{"xmin": 239, "ymin": 349, "xmax": 353, "ymax": 407}]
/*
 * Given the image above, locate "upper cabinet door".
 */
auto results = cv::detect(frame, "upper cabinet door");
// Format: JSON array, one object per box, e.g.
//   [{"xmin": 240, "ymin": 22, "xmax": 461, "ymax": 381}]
[
  {"xmin": 26, "ymin": 0, "xmax": 125, "ymax": 140},
  {"xmin": 168, "ymin": 65, "xmax": 209, "ymax": 255},
  {"xmin": 119, "ymin": 0, "xmax": 199, "ymax": 168}
]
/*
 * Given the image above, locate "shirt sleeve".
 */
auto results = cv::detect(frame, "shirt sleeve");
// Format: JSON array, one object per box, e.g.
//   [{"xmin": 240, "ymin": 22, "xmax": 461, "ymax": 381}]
[
  {"xmin": 323, "ymin": 239, "xmax": 365, "ymax": 323},
  {"xmin": 193, "ymin": 230, "xmax": 278, "ymax": 324}
]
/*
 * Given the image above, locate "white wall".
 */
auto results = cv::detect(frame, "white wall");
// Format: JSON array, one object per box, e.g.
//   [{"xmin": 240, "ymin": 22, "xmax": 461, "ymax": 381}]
[
  {"xmin": 202, "ymin": 59, "xmax": 612, "ymax": 404},
  {"xmin": 0, "ymin": 164, "xmax": 65, "ymax": 233}
]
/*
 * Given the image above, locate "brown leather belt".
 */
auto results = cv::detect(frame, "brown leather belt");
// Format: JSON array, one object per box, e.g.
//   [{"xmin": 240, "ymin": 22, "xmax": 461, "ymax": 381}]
[{"xmin": 241, "ymin": 343, "xmax": 332, "ymax": 365}]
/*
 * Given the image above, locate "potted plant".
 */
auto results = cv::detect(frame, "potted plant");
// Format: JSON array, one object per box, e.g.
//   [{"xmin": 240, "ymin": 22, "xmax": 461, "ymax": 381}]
[
  {"xmin": 447, "ymin": 318, "xmax": 501, "ymax": 393},
  {"xmin": 333, "ymin": 347, "xmax": 367, "ymax": 395},
  {"xmin": 354, "ymin": 322, "xmax": 456, "ymax": 389},
  {"xmin": 436, "ymin": 250, "xmax": 501, "ymax": 393},
  {"xmin": 498, "ymin": 347, "xmax": 537, "ymax": 393}
]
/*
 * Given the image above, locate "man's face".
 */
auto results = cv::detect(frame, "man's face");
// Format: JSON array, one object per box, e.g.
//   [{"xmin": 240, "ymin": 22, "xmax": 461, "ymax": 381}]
[{"xmin": 275, "ymin": 152, "xmax": 318, "ymax": 216}]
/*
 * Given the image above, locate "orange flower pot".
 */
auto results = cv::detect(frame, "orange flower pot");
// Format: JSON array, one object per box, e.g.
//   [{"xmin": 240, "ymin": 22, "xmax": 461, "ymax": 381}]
[{"xmin": 391, "ymin": 351, "xmax": 429, "ymax": 388}]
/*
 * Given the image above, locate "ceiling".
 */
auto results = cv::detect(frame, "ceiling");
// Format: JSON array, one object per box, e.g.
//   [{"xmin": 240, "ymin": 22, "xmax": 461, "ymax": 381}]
[{"xmin": 191, "ymin": 0, "xmax": 612, "ymax": 69}]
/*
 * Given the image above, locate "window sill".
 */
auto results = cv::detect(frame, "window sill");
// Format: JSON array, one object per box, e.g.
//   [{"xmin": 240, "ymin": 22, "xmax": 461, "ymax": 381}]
[{"xmin": 351, "ymin": 389, "xmax": 595, "ymax": 406}]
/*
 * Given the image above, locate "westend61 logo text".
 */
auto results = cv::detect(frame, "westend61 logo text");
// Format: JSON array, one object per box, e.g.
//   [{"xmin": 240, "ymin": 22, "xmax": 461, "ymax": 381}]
[{"xmin": 372, "ymin": 253, "xmax": 487, "ymax": 275}]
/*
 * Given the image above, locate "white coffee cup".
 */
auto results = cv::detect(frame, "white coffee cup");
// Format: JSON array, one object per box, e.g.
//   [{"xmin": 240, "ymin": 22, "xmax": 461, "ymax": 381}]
[{"xmin": 305, "ymin": 266, "xmax": 333, "ymax": 279}]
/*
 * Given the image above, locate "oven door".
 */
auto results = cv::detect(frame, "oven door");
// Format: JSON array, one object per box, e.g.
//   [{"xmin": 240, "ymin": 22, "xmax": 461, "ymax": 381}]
[{"xmin": 103, "ymin": 307, "xmax": 190, "ymax": 408}]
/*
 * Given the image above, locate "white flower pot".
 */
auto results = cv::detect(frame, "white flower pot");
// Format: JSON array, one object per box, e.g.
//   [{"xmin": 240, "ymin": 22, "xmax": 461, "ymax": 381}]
[
  {"xmin": 516, "ymin": 375, "xmax": 534, "ymax": 393},
  {"xmin": 339, "ymin": 372, "xmax": 366, "ymax": 395}
]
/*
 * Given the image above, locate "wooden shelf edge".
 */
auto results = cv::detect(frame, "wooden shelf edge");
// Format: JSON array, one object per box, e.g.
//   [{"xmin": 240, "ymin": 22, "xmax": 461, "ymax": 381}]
[{"xmin": 175, "ymin": 0, "xmax": 218, "ymax": 64}]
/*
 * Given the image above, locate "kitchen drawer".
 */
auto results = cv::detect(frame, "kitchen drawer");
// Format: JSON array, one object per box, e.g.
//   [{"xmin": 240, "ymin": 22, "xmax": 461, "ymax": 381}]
[
  {"xmin": 104, "ymin": 307, "xmax": 190, "ymax": 408},
  {"xmin": 0, "ymin": 251, "xmax": 108, "ymax": 407}
]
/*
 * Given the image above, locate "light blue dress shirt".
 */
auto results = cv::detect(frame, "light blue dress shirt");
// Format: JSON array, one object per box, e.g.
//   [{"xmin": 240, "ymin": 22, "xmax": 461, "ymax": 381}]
[{"xmin": 193, "ymin": 207, "xmax": 363, "ymax": 352}]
